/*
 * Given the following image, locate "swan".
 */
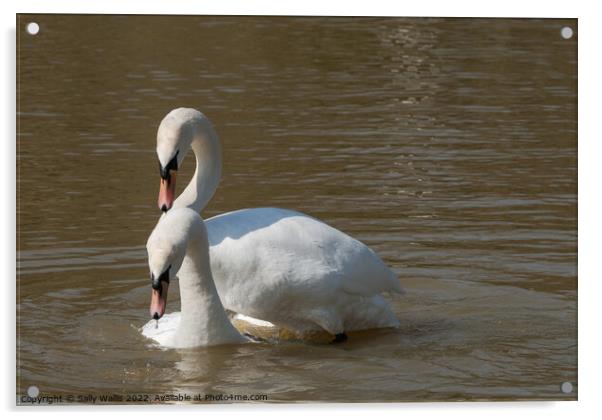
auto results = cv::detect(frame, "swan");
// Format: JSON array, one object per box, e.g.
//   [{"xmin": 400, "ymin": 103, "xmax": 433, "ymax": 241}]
[
  {"xmin": 152, "ymin": 107, "xmax": 404, "ymax": 339},
  {"xmin": 142, "ymin": 208, "xmax": 247, "ymax": 348}
]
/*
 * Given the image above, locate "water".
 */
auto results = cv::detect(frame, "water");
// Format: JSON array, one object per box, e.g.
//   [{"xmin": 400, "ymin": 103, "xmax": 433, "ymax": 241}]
[{"xmin": 16, "ymin": 15, "xmax": 577, "ymax": 402}]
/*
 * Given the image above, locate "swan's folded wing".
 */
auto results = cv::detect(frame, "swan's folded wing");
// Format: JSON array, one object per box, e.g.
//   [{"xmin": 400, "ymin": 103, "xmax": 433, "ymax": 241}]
[{"xmin": 339, "ymin": 245, "xmax": 405, "ymax": 297}]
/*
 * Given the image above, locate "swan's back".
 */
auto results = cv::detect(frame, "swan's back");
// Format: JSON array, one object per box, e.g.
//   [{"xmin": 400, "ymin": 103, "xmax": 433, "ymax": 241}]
[
  {"xmin": 205, "ymin": 207, "xmax": 403, "ymax": 333},
  {"xmin": 207, "ymin": 207, "xmax": 402, "ymax": 292}
]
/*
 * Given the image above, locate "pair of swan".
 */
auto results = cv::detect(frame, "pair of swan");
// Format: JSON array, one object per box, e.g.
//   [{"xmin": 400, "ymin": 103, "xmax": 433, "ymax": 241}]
[{"xmin": 141, "ymin": 108, "xmax": 404, "ymax": 348}]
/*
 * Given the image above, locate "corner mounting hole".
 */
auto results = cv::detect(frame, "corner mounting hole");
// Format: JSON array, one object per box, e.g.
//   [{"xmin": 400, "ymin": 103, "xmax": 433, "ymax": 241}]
[
  {"xmin": 27, "ymin": 385, "xmax": 39, "ymax": 398},
  {"xmin": 26, "ymin": 22, "xmax": 40, "ymax": 35},
  {"xmin": 561, "ymin": 381, "xmax": 573, "ymax": 394},
  {"xmin": 561, "ymin": 26, "xmax": 573, "ymax": 39}
]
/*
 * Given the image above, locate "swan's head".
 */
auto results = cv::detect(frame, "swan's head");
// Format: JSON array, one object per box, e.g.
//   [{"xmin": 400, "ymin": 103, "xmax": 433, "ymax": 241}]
[
  {"xmin": 146, "ymin": 208, "xmax": 204, "ymax": 320},
  {"xmin": 156, "ymin": 108, "xmax": 203, "ymax": 212}
]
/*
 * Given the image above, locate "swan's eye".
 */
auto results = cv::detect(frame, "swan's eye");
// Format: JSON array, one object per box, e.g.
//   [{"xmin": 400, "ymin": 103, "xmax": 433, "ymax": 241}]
[{"xmin": 159, "ymin": 151, "xmax": 179, "ymax": 180}]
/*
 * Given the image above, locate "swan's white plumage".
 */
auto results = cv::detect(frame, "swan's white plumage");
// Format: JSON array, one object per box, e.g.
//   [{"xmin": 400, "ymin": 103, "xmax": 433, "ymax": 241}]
[
  {"xmin": 232, "ymin": 313, "xmax": 275, "ymax": 328},
  {"xmin": 149, "ymin": 108, "xmax": 404, "ymax": 339},
  {"xmin": 142, "ymin": 209, "xmax": 247, "ymax": 348},
  {"xmin": 141, "ymin": 312, "xmax": 181, "ymax": 347},
  {"xmin": 205, "ymin": 207, "xmax": 403, "ymax": 334},
  {"xmin": 142, "ymin": 312, "xmax": 273, "ymax": 347}
]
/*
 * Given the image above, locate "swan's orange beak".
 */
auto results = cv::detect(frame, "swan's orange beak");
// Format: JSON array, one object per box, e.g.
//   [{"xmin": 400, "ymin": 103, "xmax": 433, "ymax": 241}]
[
  {"xmin": 150, "ymin": 280, "xmax": 169, "ymax": 320},
  {"xmin": 158, "ymin": 171, "xmax": 177, "ymax": 212}
]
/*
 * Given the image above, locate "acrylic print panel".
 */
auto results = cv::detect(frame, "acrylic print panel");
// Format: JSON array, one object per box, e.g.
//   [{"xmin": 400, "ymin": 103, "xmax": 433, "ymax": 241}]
[{"xmin": 16, "ymin": 15, "xmax": 577, "ymax": 404}]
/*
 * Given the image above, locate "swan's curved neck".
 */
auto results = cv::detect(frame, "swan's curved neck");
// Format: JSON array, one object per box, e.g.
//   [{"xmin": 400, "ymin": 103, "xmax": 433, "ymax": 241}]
[
  {"xmin": 174, "ymin": 224, "xmax": 243, "ymax": 347},
  {"xmin": 173, "ymin": 118, "xmax": 222, "ymax": 213}
]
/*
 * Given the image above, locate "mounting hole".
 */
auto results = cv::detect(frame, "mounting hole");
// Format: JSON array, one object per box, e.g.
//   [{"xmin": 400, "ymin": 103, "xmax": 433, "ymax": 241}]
[
  {"xmin": 27, "ymin": 385, "xmax": 39, "ymax": 398},
  {"xmin": 560, "ymin": 381, "xmax": 573, "ymax": 394},
  {"xmin": 26, "ymin": 22, "xmax": 40, "ymax": 35},
  {"xmin": 560, "ymin": 26, "xmax": 573, "ymax": 40}
]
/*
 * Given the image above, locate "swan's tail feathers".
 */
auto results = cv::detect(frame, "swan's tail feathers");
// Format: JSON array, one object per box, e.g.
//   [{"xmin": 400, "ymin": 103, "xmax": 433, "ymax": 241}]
[
  {"xmin": 394, "ymin": 278, "xmax": 406, "ymax": 295},
  {"xmin": 394, "ymin": 285, "xmax": 406, "ymax": 295},
  {"xmin": 385, "ymin": 268, "xmax": 406, "ymax": 295}
]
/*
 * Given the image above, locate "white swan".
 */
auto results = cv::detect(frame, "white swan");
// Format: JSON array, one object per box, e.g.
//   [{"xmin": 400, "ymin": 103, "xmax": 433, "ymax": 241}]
[
  {"xmin": 152, "ymin": 107, "xmax": 404, "ymax": 338},
  {"xmin": 142, "ymin": 208, "xmax": 247, "ymax": 348}
]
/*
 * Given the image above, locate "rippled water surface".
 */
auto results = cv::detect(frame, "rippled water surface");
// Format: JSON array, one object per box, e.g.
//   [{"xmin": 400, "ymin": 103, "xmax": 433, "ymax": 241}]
[{"xmin": 17, "ymin": 15, "xmax": 577, "ymax": 402}]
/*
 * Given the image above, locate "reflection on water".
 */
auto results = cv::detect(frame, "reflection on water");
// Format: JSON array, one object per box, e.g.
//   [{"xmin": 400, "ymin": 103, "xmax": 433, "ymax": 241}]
[{"xmin": 17, "ymin": 16, "xmax": 576, "ymax": 402}]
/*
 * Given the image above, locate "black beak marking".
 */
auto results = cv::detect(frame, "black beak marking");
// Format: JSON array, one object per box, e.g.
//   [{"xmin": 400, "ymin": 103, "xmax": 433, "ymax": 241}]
[
  {"xmin": 159, "ymin": 151, "xmax": 179, "ymax": 180},
  {"xmin": 151, "ymin": 265, "xmax": 171, "ymax": 291}
]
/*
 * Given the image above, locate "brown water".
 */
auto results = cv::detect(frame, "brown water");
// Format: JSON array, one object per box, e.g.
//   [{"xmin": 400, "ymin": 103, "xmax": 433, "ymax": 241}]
[{"xmin": 16, "ymin": 15, "xmax": 577, "ymax": 403}]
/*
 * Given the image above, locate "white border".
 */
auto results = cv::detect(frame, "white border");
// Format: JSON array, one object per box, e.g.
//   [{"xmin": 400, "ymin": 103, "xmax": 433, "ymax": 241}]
[
  {"xmin": 3, "ymin": 0, "xmax": 585, "ymax": 17},
  {"xmin": 3, "ymin": 0, "xmax": 600, "ymax": 419}
]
